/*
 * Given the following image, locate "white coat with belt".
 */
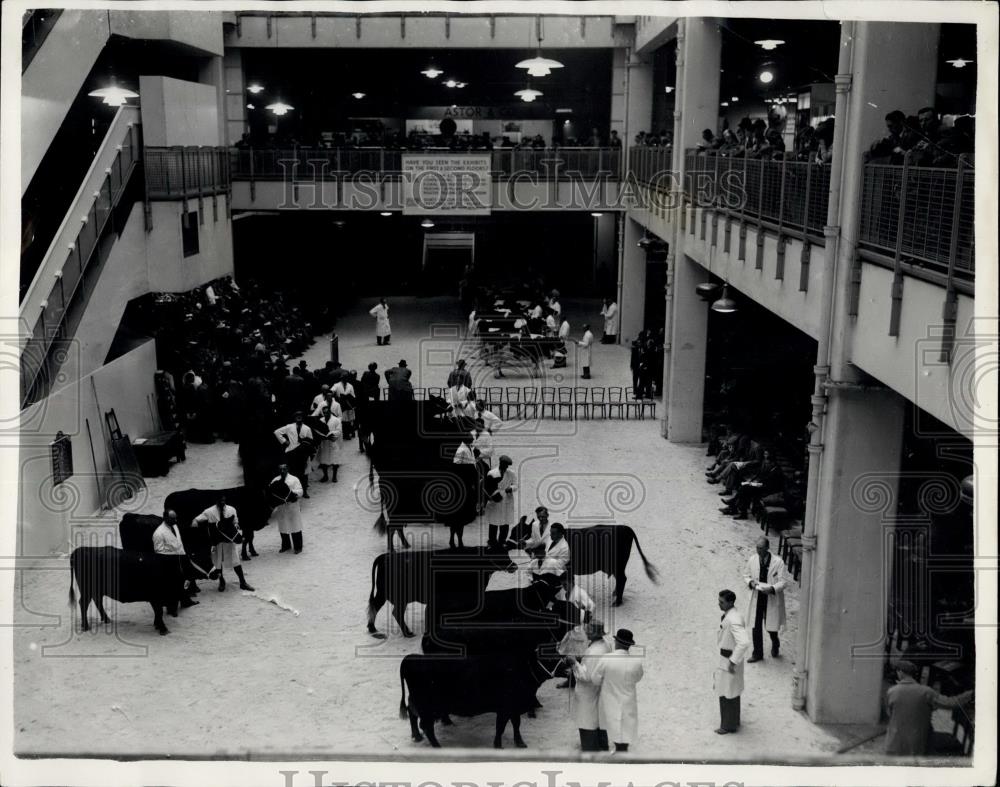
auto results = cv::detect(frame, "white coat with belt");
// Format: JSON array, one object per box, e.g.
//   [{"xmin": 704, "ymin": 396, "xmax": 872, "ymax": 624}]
[
  {"xmin": 270, "ymin": 473, "xmax": 304, "ymax": 534},
  {"xmin": 714, "ymin": 607, "xmax": 750, "ymax": 698},
  {"xmin": 577, "ymin": 329, "xmax": 594, "ymax": 366},
  {"xmin": 743, "ymin": 552, "xmax": 788, "ymax": 632},
  {"xmin": 570, "ymin": 637, "xmax": 612, "ymax": 729},
  {"xmin": 580, "ymin": 648, "xmax": 644, "ymax": 744},
  {"xmin": 484, "ymin": 466, "xmax": 517, "ymax": 524},
  {"xmin": 369, "ymin": 303, "xmax": 391, "ymax": 337}
]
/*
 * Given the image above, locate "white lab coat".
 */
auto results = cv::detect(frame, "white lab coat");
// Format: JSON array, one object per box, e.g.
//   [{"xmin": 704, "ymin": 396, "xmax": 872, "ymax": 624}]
[
  {"xmin": 453, "ymin": 442, "xmax": 476, "ymax": 464},
  {"xmin": 274, "ymin": 423, "xmax": 314, "ymax": 454},
  {"xmin": 530, "ymin": 305, "xmax": 543, "ymax": 319},
  {"xmin": 311, "ymin": 398, "xmax": 342, "ymax": 419},
  {"xmin": 584, "ymin": 648, "xmax": 644, "ymax": 744},
  {"xmin": 523, "ymin": 519, "xmax": 552, "ymax": 551},
  {"xmin": 601, "ymin": 302, "xmax": 620, "ymax": 335},
  {"xmin": 549, "ymin": 299, "xmax": 562, "ymax": 316},
  {"xmin": 484, "ymin": 466, "xmax": 517, "ymax": 524},
  {"xmin": 577, "ymin": 330, "xmax": 594, "ymax": 366},
  {"xmin": 536, "ymin": 536, "xmax": 570, "ymax": 576},
  {"xmin": 571, "ymin": 638, "xmax": 612, "ymax": 729},
  {"xmin": 369, "ymin": 303, "xmax": 391, "ymax": 337},
  {"xmin": 310, "ymin": 392, "xmax": 330, "ymax": 414},
  {"xmin": 478, "ymin": 408, "xmax": 503, "ymax": 433},
  {"xmin": 152, "ymin": 522, "xmax": 186, "ymax": 556},
  {"xmin": 448, "ymin": 385, "xmax": 470, "ymax": 409},
  {"xmin": 714, "ymin": 607, "xmax": 750, "ymax": 698},
  {"xmin": 743, "ymin": 552, "xmax": 788, "ymax": 632},
  {"xmin": 471, "ymin": 430, "xmax": 494, "ymax": 462},
  {"xmin": 270, "ymin": 473, "xmax": 304, "ymax": 534},
  {"xmin": 194, "ymin": 504, "xmax": 242, "ymax": 569},
  {"xmin": 316, "ymin": 414, "xmax": 343, "ymax": 465}
]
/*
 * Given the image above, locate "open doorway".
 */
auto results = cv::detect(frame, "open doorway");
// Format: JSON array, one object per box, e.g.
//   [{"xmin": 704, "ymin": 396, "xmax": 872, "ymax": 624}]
[{"xmin": 422, "ymin": 232, "xmax": 475, "ymax": 296}]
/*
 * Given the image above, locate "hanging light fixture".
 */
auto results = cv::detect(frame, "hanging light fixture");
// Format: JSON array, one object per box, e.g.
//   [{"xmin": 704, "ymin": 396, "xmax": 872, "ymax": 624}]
[
  {"xmin": 247, "ymin": 83, "xmax": 265, "ymax": 94},
  {"xmin": 516, "ymin": 15, "xmax": 564, "ymax": 77},
  {"xmin": 352, "ymin": 92, "xmax": 366, "ymax": 99},
  {"xmin": 421, "ymin": 64, "xmax": 443, "ymax": 78},
  {"xmin": 754, "ymin": 39, "xmax": 785, "ymax": 50},
  {"xmin": 420, "ymin": 218, "xmax": 435, "ymax": 229},
  {"xmin": 758, "ymin": 69, "xmax": 775, "ymax": 84},
  {"xmin": 246, "ymin": 103, "xmax": 255, "ymax": 110},
  {"xmin": 266, "ymin": 101, "xmax": 294, "ymax": 116},
  {"xmin": 946, "ymin": 58, "xmax": 973, "ymax": 68},
  {"xmin": 88, "ymin": 77, "xmax": 139, "ymax": 107},
  {"xmin": 380, "ymin": 211, "xmax": 393, "ymax": 217},
  {"xmin": 515, "ymin": 86, "xmax": 543, "ymax": 103},
  {"xmin": 711, "ymin": 284, "xmax": 738, "ymax": 313}
]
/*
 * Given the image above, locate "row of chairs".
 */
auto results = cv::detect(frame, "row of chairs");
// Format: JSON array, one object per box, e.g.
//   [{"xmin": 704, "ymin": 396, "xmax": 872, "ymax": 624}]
[{"xmin": 404, "ymin": 386, "xmax": 658, "ymax": 420}]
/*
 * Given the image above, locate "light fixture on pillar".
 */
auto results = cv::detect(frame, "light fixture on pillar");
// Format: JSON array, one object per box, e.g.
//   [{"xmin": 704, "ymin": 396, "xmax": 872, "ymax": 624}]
[
  {"xmin": 696, "ymin": 253, "xmax": 721, "ymax": 301},
  {"xmin": 380, "ymin": 211, "xmax": 393, "ymax": 217},
  {"xmin": 247, "ymin": 83, "xmax": 265, "ymax": 94},
  {"xmin": 711, "ymin": 284, "xmax": 738, "ymax": 313},
  {"xmin": 88, "ymin": 77, "xmax": 139, "ymax": 107},
  {"xmin": 266, "ymin": 101, "xmax": 294, "ymax": 116}
]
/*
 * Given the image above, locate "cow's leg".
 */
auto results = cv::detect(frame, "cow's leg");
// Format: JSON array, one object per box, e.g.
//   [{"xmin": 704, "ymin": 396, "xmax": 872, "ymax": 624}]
[
  {"xmin": 493, "ymin": 713, "xmax": 509, "ymax": 748},
  {"xmin": 614, "ymin": 569, "xmax": 628, "ymax": 606},
  {"xmin": 94, "ymin": 595, "xmax": 110, "ymax": 625},
  {"xmin": 152, "ymin": 603, "xmax": 168, "ymax": 635},
  {"xmin": 78, "ymin": 592, "xmax": 92, "ymax": 631},
  {"xmin": 391, "ymin": 601, "xmax": 414, "ymax": 638},
  {"xmin": 511, "ymin": 713, "xmax": 527, "ymax": 748},
  {"xmin": 420, "ymin": 716, "xmax": 440, "ymax": 748},
  {"xmin": 407, "ymin": 706, "xmax": 423, "ymax": 742}
]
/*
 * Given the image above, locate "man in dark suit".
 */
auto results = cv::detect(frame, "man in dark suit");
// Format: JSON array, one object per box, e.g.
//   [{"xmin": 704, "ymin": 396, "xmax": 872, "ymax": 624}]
[{"xmin": 385, "ymin": 359, "xmax": 414, "ymax": 401}]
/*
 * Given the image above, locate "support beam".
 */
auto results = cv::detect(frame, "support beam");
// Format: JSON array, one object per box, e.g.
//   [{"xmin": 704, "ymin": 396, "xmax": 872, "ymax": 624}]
[{"xmin": 665, "ymin": 254, "xmax": 708, "ymax": 442}]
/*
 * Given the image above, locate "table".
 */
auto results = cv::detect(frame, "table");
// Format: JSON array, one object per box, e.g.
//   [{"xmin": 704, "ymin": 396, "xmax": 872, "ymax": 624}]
[{"xmin": 132, "ymin": 430, "xmax": 186, "ymax": 477}]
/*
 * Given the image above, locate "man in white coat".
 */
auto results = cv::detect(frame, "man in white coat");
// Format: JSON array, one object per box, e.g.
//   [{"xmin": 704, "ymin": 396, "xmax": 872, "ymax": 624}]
[
  {"xmin": 577, "ymin": 628, "xmax": 644, "ymax": 753},
  {"xmin": 743, "ymin": 536, "xmax": 787, "ymax": 661},
  {"xmin": 269, "ymin": 464, "xmax": 304, "ymax": 554},
  {"xmin": 568, "ymin": 621, "xmax": 612, "ymax": 751},
  {"xmin": 274, "ymin": 411, "xmax": 314, "ymax": 499},
  {"xmin": 483, "ymin": 454, "xmax": 516, "ymax": 525},
  {"xmin": 153, "ymin": 510, "xmax": 198, "ymax": 607},
  {"xmin": 369, "ymin": 298, "xmax": 391, "ymax": 345},
  {"xmin": 577, "ymin": 324, "xmax": 594, "ymax": 379},
  {"xmin": 193, "ymin": 495, "xmax": 255, "ymax": 592},
  {"xmin": 715, "ymin": 588, "xmax": 751, "ymax": 734},
  {"xmin": 600, "ymin": 298, "xmax": 619, "ymax": 344}
]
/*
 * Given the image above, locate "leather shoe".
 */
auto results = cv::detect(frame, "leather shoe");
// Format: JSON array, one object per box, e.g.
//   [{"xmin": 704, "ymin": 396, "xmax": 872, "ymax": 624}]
[
  {"xmin": 771, "ymin": 645, "xmax": 780, "ymax": 657},
  {"xmin": 734, "ymin": 512, "xmax": 749, "ymax": 520},
  {"xmin": 719, "ymin": 507, "xmax": 736, "ymax": 515},
  {"xmin": 714, "ymin": 728, "xmax": 732, "ymax": 735},
  {"xmin": 747, "ymin": 654, "xmax": 763, "ymax": 663}
]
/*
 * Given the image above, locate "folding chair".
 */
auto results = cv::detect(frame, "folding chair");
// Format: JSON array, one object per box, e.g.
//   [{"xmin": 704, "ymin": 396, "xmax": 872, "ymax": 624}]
[
  {"xmin": 505, "ymin": 387, "xmax": 523, "ymax": 420},
  {"xmin": 589, "ymin": 387, "xmax": 607, "ymax": 419},
  {"xmin": 540, "ymin": 386, "xmax": 556, "ymax": 419},
  {"xmin": 522, "ymin": 387, "xmax": 539, "ymax": 420},
  {"xmin": 607, "ymin": 386, "xmax": 625, "ymax": 419},
  {"xmin": 412, "ymin": 387, "xmax": 427, "ymax": 401},
  {"xmin": 624, "ymin": 387, "xmax": 643, "ymax": 419},
  {"xmin": 556, "ymin": 387, "xmax": 573, "ymax": 420},
  {"xmin": 573, "ymin": 387, "xmax": 589, "ymax": 420}
]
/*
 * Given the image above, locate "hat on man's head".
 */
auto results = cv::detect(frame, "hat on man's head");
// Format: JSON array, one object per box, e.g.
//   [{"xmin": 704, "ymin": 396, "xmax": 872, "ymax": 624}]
[
  {"xmin": 457, "ymin": 359, "xmax": 467, "ymax": 367},
  {"xmin": 498, "ymin": 454, "xmax": 513, "ymax": 466},
  {"xmin": 586, "ymin": 621, "xmax": 606, "ymax": 639},
  {"xmin": 613, "ymin": 629, "xmax": 635, "ymax": 648}
]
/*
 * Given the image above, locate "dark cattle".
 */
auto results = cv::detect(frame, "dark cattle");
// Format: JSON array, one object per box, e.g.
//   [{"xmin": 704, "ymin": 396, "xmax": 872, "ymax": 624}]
[
  {"xmin": 359, "ymin": 398, "xmax": 481, "ymax": 551},
  {"xmin": 400, "ymin": 652, "xmax": 549, "ymax": 748},
  {"xmin": 238, "ymin": 425, "xmax": 285, "ymax": 495},
  {"xmin": 367, "ymin": 540, "xmax": 517, "ymax": 639},
  {"xmin": 164, "ymin": 486, "xmax": 274, "ymax": 561},
  {"xmin": 119, "ymin": 513, "xmax": 214, "ymax": 584},
  {"xmin": 69, "ymin": 546, "xmax": 185, "ymax": 635},
  {"xmin": 509, "ymin": 522, "xmax": 660, "ymax": 606}
]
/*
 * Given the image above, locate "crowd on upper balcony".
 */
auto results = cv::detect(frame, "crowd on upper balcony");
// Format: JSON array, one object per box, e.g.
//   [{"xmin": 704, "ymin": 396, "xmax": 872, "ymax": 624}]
[{"xmin": 866, "ymin": 107, "xmax": 975, "ymax": 167}]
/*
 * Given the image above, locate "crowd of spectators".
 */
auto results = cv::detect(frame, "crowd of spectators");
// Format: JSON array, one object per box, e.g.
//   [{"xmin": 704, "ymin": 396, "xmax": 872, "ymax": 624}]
[{"xmin": 866, "ymin": 107, "xmax": 975, "ymax": 167}]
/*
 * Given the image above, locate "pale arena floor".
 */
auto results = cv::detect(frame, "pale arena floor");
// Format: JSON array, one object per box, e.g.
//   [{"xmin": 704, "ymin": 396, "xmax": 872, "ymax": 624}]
[{"xmin": 13, "ymin": 296, "xmax": 846, "ymax": 760}]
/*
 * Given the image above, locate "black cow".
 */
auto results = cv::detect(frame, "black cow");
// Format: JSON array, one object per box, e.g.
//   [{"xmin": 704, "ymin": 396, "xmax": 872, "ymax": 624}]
[
  {"xmin": 508, "ymin": 521, "xmax": 660, "ymax": 606},
  {"xmin": 399, "ymin": 651, "xmax": 550, "ymax": 748},
  {"xmin": 119, "ymin": 513, "xmax": 214, "ymax": 585},
  {"xmin": 164, "ymin": 486, "xmax": 274, "ymax": 561},
  {"xmin": 367, "ymin": 539, "xmax": 517, "ymax": 639},
  {"xmin": 69, "ymin": 546, "xmax": 185, "ymax": 634}
]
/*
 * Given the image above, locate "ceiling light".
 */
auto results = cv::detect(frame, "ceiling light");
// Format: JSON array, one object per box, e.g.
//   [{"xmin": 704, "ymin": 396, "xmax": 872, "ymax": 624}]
[
  {"xmin": 247, "ymin": 83, "xmax": 265, "ymax": 94},
  {"xmin": 555, "ymin": 107, "xmax": 573, "ymax": 114},
  {"xmin": 421, "ymin": 66, "xmax": 443, "ymax": 78},
  {"xmin": 352, "ymin": 92, "xmax": 366, "ymax": 99},
  {"xmin": 516, "ymin": 55, "xmax": 564, "ymax": 78},
  {"xmin": 755, "ymin": 39, "xmax": 785, "ymax": 50},
  {"xmin": 947, "ymin": 58, "xmax": 973, "ymax": 68},
  {"xmin": 590, "ymin": 212, "xmax": 603, "ymax": 217},
  {"xmin": 380, "ymin": 212, "xmax": 392, "ymax": 217},
  {"xmin": 88, "ymin": 79, "xmax": 139, "ymax": 106},
  {"xmin": 421, "ymin": 218, "xmax": 435, "ymax": 229},
  {"xmin": 695, "ymin": 281, "xmax": 721, "ymax": 300},
  {"xmin": 731, "ymin": 97, "xmax": 739, "ymax": 102},
  {"xmin": 720, "ymin": 102, "xmax": 729, "ymax": 107},
  {"xmin": 711, "ymin": 285, "xmax": 738, "ymax": 313},
  {"xmin": 515, "ymin": 87, "xmax": 543, "ymax": 102},
  {"xmin": 455, "ymin": 82, "xmax": 467, "ymax": 88},
  {"xmin": 266, "ymin": 101, "xmax": 294, "ymax": 116},
  {"xmin": 246, "ymin": 103, "xmax": 255, "ymax": 110},
  {"xmin": 665, "ymin": 86, "xmax": 675, "ymax": 93},
  {"xmin": 759, "ymin": 70, "xmax": 774, "ymax": 84},
  {"xmin": 444, "ymin": 79, "xmax": 458, "ymax": 88}
]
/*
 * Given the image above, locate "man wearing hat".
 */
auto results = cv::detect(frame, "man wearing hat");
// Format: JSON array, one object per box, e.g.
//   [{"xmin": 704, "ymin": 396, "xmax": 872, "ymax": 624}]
[
  {"xmin": 568, "ymin": 620, "xmax": 612, "ymax": 751},
  {"xmin": 447, "ymin": 358, "xmax": 473, "ymax": 390},
  {"xmin": 715, "ymin": 589, "xmax": 750, "ymax": 734},
  {"xmin": 575, "ymin": 628, "xmax": 644, "ymax": 753}
]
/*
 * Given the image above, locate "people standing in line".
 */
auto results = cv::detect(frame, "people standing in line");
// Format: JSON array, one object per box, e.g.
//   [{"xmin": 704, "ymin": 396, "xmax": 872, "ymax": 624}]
[
  {"xmin": 577, "ymin": 324, "xmax": 595, "ymax": 379},
  {"xmin": 193, "ymin": 495, "xmax": 255, "ymax": 592},
  {"xmin": 568, "ymin": 621, "xmax": 612, "ymax": 751},
  {"xmin": 575, "ymin": 628, "xmax": 643, "ymax": 753},
  {"xmin": 315, "ymin": 404, "xmax": 343, "ymax": 483},
  {"xmin": 274, "ymin": 411, "xmax": 314, "ymax": 499},
  {"xmin": 715, "ymin": 588, "xmax": 750, "ymax": 734},
  {"xmin": 152, "ymin": 509, "xmax": 198, "ymax": 606},
  {"xmin": 269, "ymin": 464, "xmax": 304, "ymax": 554},
  {"xmin": 884, "ymin": 660, "xmax": 974, "ymax": 756},
  {"xmin": 600, "ymin": 298, "xmax": 619, "ymax": 344},
  {"xmin": 742, "ymin": 537, "xmax": 787, "ymax": 661},
  {"xmin": 369, "ymin": 298, "xmax": 391, "ymax": 345}
]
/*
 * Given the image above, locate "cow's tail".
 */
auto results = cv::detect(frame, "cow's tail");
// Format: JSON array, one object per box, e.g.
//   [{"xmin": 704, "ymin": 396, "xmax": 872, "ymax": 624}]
[
  {"xmin": 68, "ymin": 557, "xmax": 76, "ymax": 605},
  {"xmin": 631, "ymin": 530, "xmax": 661, "ymax": 584},
  {"xmin": 399, "ymin": 662, "xmax": 408, "ymax": 719},
  {"xmin": 373, "ymin": 498, "xmax": 388, "ymax": 535},
  {"xmin": 367, "ymin": 554, "xmax": 382, "ymax": 620}
]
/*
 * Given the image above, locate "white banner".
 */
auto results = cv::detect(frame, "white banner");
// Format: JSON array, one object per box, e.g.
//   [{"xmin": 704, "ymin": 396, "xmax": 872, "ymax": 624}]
[{"xmin": 401, "ymin": 153, "xmax": 492, "ymax": 215}]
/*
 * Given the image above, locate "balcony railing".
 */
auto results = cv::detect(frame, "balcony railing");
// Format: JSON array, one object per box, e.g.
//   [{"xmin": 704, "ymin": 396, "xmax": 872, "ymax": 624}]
[
  {"xmin": 144, "ymin": 146, "xmax": 231, "ymax": 199},
  {"xmin": 628, "ymin": 144, "xmax": 673, "ymax": 188},
  {"xmin": 20, "ymin": 111, "xmax": 142, "ymax": 408},
  {"xmin": 227, "ymin": 146, "xmax": 622, "ymax": 181}
]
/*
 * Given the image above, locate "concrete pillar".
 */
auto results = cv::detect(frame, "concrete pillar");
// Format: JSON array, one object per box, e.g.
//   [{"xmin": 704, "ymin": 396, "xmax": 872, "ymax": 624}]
[
  {"xmin": 679, "ymin": 18, "xmax": 721, "ymax": 144},
  {"xmin": 594, "ymin": 213, "xmax": 617, "ymax": 297},
  {"xmin": 223, "ymin": 47, "xmax": 247, "ymax": 145},
  {"xmin": 610, "ymin": 48, "xmax": 627, "ymax": 142},
  {"xmin": 665, "ymin": 254, "xmax": 707, "ymax": 442},
  {"xmin": 619, "ymin": 217, "xmax": 647, "ymax": 342},
  {"xmin": 804, "ymin": 387, "xmax": 906, "ymax": 722},
  {"xmin": 611, "ymin": 48, "xmax": 653, "ymax": 153},
  {"xmin": 198, "ymin": 55, "xmax": 227, "ymax": 146}
]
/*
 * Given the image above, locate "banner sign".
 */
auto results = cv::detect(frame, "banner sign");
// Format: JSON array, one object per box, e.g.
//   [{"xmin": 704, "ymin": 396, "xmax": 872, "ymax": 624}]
[{"xmin": 402, "ymin": 153, "xmax": 492, "ymax": 215}]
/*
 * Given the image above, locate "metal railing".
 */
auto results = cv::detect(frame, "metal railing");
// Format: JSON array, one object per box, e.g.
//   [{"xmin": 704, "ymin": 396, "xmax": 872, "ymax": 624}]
[
  {"xmin": 628, "ymin": 145, "xmax": 673, "ymax": 188},
  {"xmin": 227, "ymin": 146, "xmax": 622, "ymax": 181},
  {"xmin": 21, "ymin": 117, "xmax": 142, "ymax": 408},
  {"xmin": 22, "ymin": 9, "xmax": 63, "ymax": 72},
  {"xmin": 144, "ymin": 146, "xmax": 231, "ymax": 199}
]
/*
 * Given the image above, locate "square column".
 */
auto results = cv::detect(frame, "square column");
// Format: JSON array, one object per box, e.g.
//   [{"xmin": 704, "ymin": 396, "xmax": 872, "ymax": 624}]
[
  {"xmin": 665, "ymin": 254, "xmax": 708, "ymax": 442},
  {"xmin": 619, "ymin": 217, "xmax": 648, "ymax": 342},
  {"xmin": 679, "ymin": 18, "xmax": 721, "ymax": 145}
]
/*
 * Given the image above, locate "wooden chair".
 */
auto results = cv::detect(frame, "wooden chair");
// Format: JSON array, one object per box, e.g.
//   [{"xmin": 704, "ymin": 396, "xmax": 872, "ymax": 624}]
[
  {"xmin": 522, "ymin": 387, "xmax": 539, "ymax": 420},
  {"xmin": 540, "ymin": 386, "xmax": 556, "ymax": 419},
  {"xmin": 589, "ymin": 387, "xmax": 607, "ymax": 419},
  {"xmin": 505, "ymin": 387, "xmax": 523, "ymax": 420},
  {"xmin": 427, "ymin": 386, "xmax": 444, "ymax": 400},
  {"xmin": 412, "ymin": 387, "xmax": 427, "ymax": 401},
  {"xmin": 573, "ymin": 387, "xmax": 590, "ymax": 420},
  {"xmin": 624, "ymin": 387, "xmax": 643, "ymax": 419},
  {"xmin": 638, "ymin": 395, "xmax": 657, "ymax": 420},
  {"xmin": 556, "ymin": 387, "xmax": 573, "ymax": 420},
  {"xmin": 487, "ymin": 386, "xmax": 504, "ymax": 416},
  {"xmin": 607, "ymin": 386, "xmax": 625, "ymax": 419}
]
